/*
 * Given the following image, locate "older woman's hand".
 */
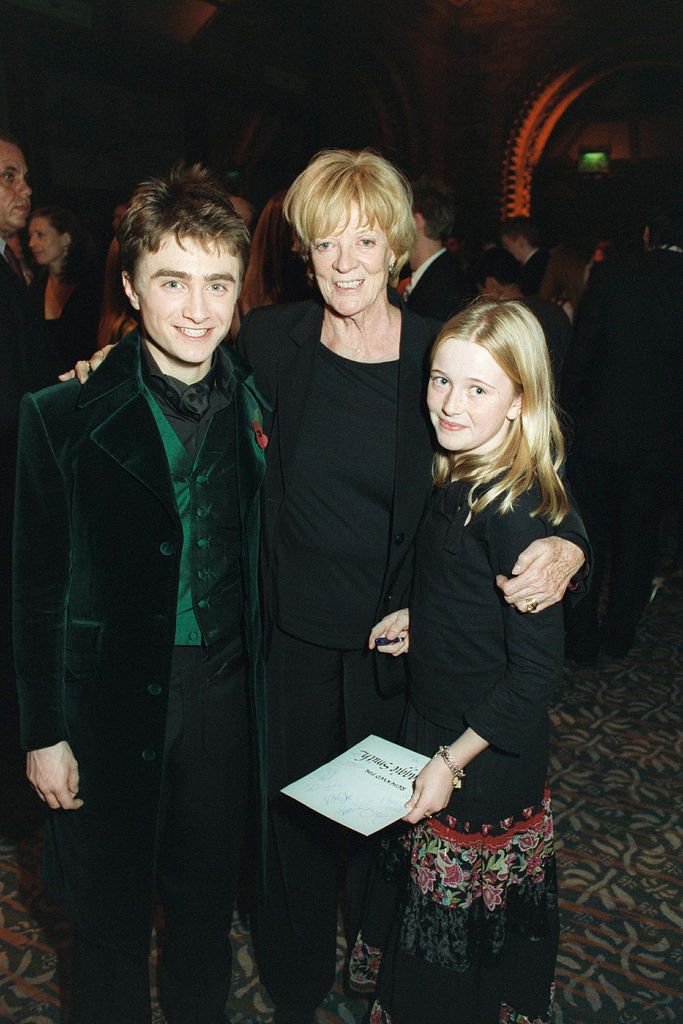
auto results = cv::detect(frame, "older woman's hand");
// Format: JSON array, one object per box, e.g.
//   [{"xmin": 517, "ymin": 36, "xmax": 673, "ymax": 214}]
[
  {"xmin": 496, "ymin": 536, "xmax": 585, "ymax": 613},
  {"xmin": 58, "ymin": 345, "xmax": 114, "ymax": 384}
]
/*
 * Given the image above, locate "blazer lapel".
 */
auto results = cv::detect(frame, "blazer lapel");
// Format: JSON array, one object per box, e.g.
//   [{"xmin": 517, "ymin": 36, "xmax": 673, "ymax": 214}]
[
  {"xmin": 275, "ymin": 301, "xmax": 324, "ymax": 488},
  {"xmin": 392, "ymin": 301, "xmax": 434, "ymax": 527}
]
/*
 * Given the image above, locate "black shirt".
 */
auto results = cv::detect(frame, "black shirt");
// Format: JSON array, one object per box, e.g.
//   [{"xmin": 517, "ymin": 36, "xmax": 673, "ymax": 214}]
[
  {"xmin": 141, "ymin": 343, "xmax": 234, "ymax": 460},
  {"xmin": 275, "ymin": 342, "xmax": 399, "ymax": 648}
]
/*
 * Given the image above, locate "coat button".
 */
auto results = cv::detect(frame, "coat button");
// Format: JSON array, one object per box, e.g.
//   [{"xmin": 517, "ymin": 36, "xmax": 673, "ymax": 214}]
[
  {"xmin": 141, "ymin": 749, "xmax": 156, "ymax": 761},
  {"xmin": 188, "ymin": 631, "xmax": 198, "ymax": 641},
  {"xmin": 147, "ymin": 683, "xmax": 162, "ymax": 696},
  {"xmin": 197, "ymin": 598, "xmax": 208, "ymax": 609},
  {"xmin": 195, "ymin": 473, "xmax": 207, "ymax": 484},
  {"xmin": 394, "ymin": 533, "xmax": 405, "ymax": 545},
  {"xmin": 196, "ymin": 537, "xmax": 209, "ymax": 548},
  {"xmin": 159, "ymin": 542, "xmax": 175, "ymax": 556}
]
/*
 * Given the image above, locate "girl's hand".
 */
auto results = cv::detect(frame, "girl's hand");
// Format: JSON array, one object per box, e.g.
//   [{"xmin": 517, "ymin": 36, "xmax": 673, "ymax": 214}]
[
  {"xmin": 368, "ymin": 608, "xmax": 410, "ymax": 655},
  {"xmin": 403, "ymin": 756, "xmax": 453, "ymax": 823}
]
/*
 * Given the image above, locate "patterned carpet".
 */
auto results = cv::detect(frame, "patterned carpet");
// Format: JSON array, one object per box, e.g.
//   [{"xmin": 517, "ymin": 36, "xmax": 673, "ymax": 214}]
[{"xmin": 1, "ymin": 563, "xmax": 681, "ymax": 1023}]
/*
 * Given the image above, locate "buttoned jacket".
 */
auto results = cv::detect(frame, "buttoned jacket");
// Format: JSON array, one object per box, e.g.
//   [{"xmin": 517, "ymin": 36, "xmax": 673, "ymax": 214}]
[{"xmin": 13, "ymin": 330, "xmax": 268, "ymax": 947}]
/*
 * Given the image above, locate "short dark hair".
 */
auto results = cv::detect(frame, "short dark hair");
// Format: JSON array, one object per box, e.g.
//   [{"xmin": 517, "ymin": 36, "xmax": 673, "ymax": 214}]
[
  {"xmin": 0, "ymin": 129, "xmax": 23, "ymax": 149},
  {"xmin": 411, "ymin": 177, "xmax": 456, "ymax": 242},
  {"xmin": 119, "ymin": 163, "xmax": 250, "ymax": 282},
  {"xmin": 476, "ymin": 247, "xmax": 519, "ymax": 286},
  {"xmin": 500, "ymin": 216, "xmax": 540, "ymax": 248}
]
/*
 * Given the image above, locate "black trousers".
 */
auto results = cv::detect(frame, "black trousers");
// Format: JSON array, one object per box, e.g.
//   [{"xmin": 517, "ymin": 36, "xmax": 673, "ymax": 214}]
[
  {"xmin": 566, "ymin": 453, "xmax": 663, "ymax": 657},
  {"xmin": 256, "ymin": 625, "xmax": 405, "ymax": 1015},
  {"xmin": 71, "ymin": 640, "xmax": 249, "ymax": 1024}
]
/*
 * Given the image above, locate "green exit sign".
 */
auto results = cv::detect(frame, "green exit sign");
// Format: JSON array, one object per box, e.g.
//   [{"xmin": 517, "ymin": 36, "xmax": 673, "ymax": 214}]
[{"xmin": 578, "ymin": 150, "xmax": 610, "ymax": 174}]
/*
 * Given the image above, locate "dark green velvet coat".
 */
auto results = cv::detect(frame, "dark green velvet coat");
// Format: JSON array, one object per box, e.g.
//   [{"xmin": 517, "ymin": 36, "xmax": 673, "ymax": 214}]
[{"xmin": 13, "ymin": 331, "xmax": 268, "ymax": 951}]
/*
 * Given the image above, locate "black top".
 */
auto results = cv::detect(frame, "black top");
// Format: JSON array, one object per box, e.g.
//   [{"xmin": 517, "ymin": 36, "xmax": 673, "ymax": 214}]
[
  {"xmin": 408, "ymin": 478, "xmax": 565, "ymax": 815},
  {"xmin": 275, "ymin": 342, "xmax": 399, "ymax": 647},
  {"xmin": 28, "ymin": 268, "xmax": 102, "ymax": 370}
]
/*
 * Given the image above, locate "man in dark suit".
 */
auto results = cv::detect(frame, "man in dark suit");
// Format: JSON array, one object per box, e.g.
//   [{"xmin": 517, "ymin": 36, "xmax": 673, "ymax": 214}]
[
  {"xmin": 562, "ymin": 204, "xmax": 683, "ymax": 663},
  {"xmin": 0, "ymin": 130, "xmax": 56, "ymax": 749},
  {"xmin": 501, "ymin": 215, "xmax": 550, "ymax": 296},
  {"xmin": 13, "ymin": 164, "xmax": 268, "ymax": 1024},
  {"xmin": 403, "ymin": 177, "xmax": 471, "ymax": 321},
  {"xmin": 476, "ymin": 246, "xmax": 572, "ymax": 386}
]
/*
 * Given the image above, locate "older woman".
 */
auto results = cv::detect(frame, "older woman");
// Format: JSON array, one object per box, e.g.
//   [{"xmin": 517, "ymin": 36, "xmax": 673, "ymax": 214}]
[{"xmin": 237, "ymin": 149, "xmax": 587, "ymax": 1024}]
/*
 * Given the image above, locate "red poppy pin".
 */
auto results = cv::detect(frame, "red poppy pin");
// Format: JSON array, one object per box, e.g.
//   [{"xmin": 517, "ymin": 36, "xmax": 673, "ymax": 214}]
[{"xmin": 252, "ymin": 410, "xmax": 269, "ymax": 450}]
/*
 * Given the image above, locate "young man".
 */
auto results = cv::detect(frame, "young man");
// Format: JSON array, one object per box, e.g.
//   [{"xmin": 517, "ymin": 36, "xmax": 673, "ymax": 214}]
[{"xmin": 13, "ymin": 164, "xmax": 267, "ymax": 1024}]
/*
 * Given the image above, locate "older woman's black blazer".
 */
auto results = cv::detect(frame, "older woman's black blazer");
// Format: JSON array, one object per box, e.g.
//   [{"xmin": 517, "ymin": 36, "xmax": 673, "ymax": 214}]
[{"xmin": 239, "ymin": 291, "xmax": 439, "ymax": 692}]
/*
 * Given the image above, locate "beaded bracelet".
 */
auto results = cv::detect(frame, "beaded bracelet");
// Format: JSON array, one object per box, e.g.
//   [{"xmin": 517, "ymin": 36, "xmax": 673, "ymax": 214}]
[{"xmin": 435, "ymin": 745, "xmax": 466, "ymax": 789}]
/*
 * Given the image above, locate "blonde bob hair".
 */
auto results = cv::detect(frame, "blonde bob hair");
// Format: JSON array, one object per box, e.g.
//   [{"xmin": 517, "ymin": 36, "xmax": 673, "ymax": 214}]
[
  {"xmin": 283, "ymin": 149, "xmax": 416, "ymax": 285},
  {"xmin": 431, "ymin": 298, "xmax": 569, "ymax": 524}
]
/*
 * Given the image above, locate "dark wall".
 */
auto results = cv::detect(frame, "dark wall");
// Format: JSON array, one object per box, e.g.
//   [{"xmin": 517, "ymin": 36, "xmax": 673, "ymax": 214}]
[{"xmin": 2, "ymin": 0, "xmax": 681, "ymax": 246}]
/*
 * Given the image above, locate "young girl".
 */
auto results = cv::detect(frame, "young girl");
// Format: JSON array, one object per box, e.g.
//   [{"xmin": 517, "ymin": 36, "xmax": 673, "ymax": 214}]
[{"xmin": 356, "ymin": 299, "xmax": 569, "ymax": 1024}]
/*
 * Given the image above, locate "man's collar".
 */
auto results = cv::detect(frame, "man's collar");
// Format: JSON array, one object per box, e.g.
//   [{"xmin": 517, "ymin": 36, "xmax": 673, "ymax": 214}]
[{"xmin": 407, "ymin": 247, "xmax": 446, "ymax": 292}]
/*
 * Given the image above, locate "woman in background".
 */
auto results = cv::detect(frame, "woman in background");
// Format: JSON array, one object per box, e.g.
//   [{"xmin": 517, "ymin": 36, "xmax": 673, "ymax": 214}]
[
  {"xmin": 238, "ymin": 190, "xmax": 310, "ymax": 317},
  {"xmin": 28, "ymin": 205, "xmax": 101, "ymax": 367}
]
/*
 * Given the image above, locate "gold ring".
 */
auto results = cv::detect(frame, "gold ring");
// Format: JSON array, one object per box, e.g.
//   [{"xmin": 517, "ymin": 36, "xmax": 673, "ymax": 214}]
[{"xmin": 526, "ymin": 597, "xmax": 539, "ymax": 613}]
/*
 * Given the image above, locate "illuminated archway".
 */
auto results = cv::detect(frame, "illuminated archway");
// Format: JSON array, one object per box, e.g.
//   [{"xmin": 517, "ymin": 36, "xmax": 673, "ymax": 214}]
[{"xmin": 501, "ymin": 46, "xmax": 683, "ymax": 219}]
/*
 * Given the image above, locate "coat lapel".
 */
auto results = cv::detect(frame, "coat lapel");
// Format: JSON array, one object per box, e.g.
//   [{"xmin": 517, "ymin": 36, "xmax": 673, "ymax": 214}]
[
  {"xmin": 391, "ymin": 300, "xmax": 435, "ymax": 535},
  {"xmin": 79, "ymin": 333, "xmax": 178, "ymax": 523},
  {"xmin": 89, "ymin": 395, "xmax": 178, "ymax": 523},
  {"xmin": 276, "ymin": 301, "xmax": 324, "ymax": 488}
]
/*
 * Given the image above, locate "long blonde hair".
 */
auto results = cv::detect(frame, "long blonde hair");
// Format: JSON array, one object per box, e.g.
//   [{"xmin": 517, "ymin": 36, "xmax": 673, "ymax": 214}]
[{"xmin": 431, "ymin": 299, "xmax": 569, "ymax": 524}]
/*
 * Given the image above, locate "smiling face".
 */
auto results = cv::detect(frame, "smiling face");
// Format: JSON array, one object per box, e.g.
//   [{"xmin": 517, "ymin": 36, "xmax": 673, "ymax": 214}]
[
  {"xmin": 428, "ymin": 336, "xmax": 522, "ymax": 457},
  {"xmin": 0, "ymin": 141, "xmax": 31, "ymax": 239},
  {"xmin": 310, "ymin": 202, "xmax": 395, "ymax": 319},
  {"xmin": 28, "ymin": 216, "xmax": 71, "ymax": 272},
  {"xmin": 123, "ymin": 233, "xmax": 240, "ymax": 383}
]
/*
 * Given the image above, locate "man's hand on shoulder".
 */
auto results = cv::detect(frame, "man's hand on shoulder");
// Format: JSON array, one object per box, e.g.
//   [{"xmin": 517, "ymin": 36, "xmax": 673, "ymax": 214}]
[{"xmin": 27, "ymin": 740, "xmax": 84, "ymax": 810}]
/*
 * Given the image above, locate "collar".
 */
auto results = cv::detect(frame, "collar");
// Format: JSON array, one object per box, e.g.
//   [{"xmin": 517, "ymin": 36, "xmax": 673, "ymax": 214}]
[
  {"xmin": 142, "ymin": 343, "xmax": 219, "ymax": 421},
  {"xmin": 407, "ymin": 247, "xmax": 446, "ymax": 292},
  {"xmin": 77, "ymin": 330, "xmax": 246, "ymax": 409},
  {"xmin": 522, "ymin": 246, "xmax": 539, "ymax": 266}
]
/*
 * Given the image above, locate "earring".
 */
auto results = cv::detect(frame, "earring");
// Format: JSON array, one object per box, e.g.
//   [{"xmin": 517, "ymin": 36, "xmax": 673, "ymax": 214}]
[{"xmin": 388, "ymin": 261, "xmax": 396, "ymax": 275}]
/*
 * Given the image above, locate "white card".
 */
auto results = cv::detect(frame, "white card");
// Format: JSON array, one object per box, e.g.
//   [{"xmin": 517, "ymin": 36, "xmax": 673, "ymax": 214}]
[{"xmin": 281, "ymin": 734, "xmax": 430, "ymax": 836}]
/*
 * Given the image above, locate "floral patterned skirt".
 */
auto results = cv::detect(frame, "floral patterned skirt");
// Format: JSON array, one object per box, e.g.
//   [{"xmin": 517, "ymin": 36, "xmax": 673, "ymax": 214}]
[{"xmin": 350, "ymin": 788, "xmax": 559, "ymax": 1024}]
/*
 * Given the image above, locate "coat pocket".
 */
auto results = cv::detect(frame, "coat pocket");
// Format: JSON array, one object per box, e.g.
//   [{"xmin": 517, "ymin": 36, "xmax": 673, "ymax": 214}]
[{"xmin": 65, "ymin": 619, "xmax": 103, "ymax": 678}]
